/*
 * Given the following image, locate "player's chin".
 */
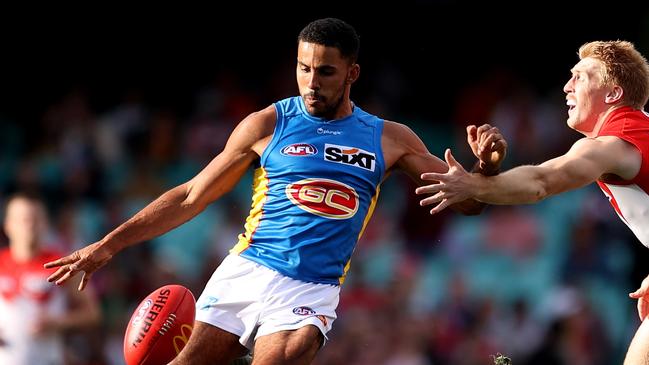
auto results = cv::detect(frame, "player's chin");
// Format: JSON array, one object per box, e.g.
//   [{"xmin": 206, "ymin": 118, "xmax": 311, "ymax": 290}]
[{"xmin": 306, "ymin": 105, "xmax": 327, "ymax": 117}]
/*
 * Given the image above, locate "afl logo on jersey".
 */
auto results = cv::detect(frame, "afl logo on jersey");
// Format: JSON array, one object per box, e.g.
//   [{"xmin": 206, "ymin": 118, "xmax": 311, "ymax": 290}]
[
  {"xmin": 285, "ymin": 178, "xmax": 359, "ymax": 219},
  {"xmin": 281, "ymin": 143, "xmax": 317, "ymax": 156}
]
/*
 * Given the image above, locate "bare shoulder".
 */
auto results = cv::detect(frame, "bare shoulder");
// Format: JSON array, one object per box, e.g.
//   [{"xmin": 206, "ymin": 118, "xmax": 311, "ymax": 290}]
[
  {"xmin": 383, "ymin": 120, "xmax": 419, "ymax": 142},
  {"xmin": 228, "ymin": 104, "xmax": 277, "ymax": 155},
  {"xmin": 565, "ymin": 136, "xmax": 641, "ymax": 179},
  {"xmin": 594, "ymin": 135, "xmax": 642, "ymax": 179},
  {"xmin": 571, "ymin": 135, "xmax": 638, "ymax": 158},
  {"xmin": 236, "ymin": 104, "xmax": 277, "ymax": 140},
  {"xmin": 381, "ymin": 119, "xmax": 447, "ymax": 179},
  {"xmin": 382, "ymin": 120, "xmax": 428, "ymax": 169}
]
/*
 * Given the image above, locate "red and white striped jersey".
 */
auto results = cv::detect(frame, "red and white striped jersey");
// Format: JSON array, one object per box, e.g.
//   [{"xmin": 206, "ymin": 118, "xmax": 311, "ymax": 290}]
[{"xmin": 596, "ymin": 107, "xmax": 649, "ymax": 248}]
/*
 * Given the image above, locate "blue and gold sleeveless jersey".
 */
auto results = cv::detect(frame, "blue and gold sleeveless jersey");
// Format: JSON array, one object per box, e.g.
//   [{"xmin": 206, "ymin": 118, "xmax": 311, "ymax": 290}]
[{"xmin": 231, "ymin": 96, "xmax": 385, "ymax": 285}]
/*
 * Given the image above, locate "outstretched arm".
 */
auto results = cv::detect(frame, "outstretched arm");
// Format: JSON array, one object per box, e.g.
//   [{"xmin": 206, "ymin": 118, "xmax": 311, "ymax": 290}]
[
  {"xmin": 382, "ymin": 121, "xmax": 506, "ymax": 215},
  {"xmin": 417, "ymin": 135, "xmax": 640, "ymax": 214},
  {"xmin": 45, "ymin": 105, "xmax": 277, "ymax": 290}
]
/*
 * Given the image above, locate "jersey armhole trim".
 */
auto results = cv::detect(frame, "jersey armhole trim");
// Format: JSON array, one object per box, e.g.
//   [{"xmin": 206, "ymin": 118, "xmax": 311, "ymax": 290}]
[{"xmin": 260, "ymin": 103, "xmax": 285, "ymax": 166}]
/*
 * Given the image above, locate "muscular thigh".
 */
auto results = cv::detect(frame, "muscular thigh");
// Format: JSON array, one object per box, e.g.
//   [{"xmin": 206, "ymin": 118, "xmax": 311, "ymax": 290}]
[
  {"xmin": 252, "ymin": 325, "xmax": 322, "ymax": 365},
  {"xmin": 170, "ymin": 321, "xmax": 248, "ymax": 365}
]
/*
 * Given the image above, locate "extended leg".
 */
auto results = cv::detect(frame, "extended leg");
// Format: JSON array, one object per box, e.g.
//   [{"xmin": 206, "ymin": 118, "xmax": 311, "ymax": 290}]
[{"xmin": 170, "ymin": 321, "xmax": 248, "ymax": 365}]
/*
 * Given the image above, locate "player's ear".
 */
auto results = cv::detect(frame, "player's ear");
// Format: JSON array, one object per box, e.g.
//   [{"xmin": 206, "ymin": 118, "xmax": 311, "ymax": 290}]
[
  {"xmin": 347, "ymin": 63, "xmax": 360, "ymax": 84},
  {"xmin": 605, "ymin": 85, "xmax": 623, "ymax": 104}
]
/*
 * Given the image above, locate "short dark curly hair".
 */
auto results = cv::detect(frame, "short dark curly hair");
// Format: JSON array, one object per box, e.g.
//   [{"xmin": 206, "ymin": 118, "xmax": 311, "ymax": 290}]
[{"xmin": 298, "ymin": 18, "xmax": 360, "ymax": 63}]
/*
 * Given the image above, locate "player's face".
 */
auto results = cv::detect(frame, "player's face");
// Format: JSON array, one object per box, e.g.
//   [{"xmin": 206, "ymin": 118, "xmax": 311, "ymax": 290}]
[
  {"xmin": 563, "ymin": 57, "xmax": 612, "ymax": 134},
  {"xmin": 296, "ymin": 41, "xmax": 357, "ymax": 119},
  {"xmin": 4, "ymin": 198, "xmax": 46, "ymax": 254}
]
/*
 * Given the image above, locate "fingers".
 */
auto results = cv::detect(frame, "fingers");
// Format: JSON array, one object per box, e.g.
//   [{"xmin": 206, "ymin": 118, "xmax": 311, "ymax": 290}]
[
  {"xmin": 491, "ymin": 139, "xmax": 508, "ymax": 154},
  {"xmin": 54, "ymin": 267, "xmax": 75, "ymax": 286},
  {"xmin": 46, "ymin": 262, "xmax": 82, "ymax": 286},
  {"xmin": 479, "ymin": 134, "xmax": 500, "ymax": 151},
  {"xmin": 466, "ymin": 125, "xmax": 478, "ymax": 143},
  {"xmin": 476, "ymin": 124, "xmax": 494, "ymax": 146},
  {"xmin": 416, "ymin": 183, "xmax": 441, "ymax": 195},
  {"xmin": 444, "ymin": 149, "xmax": 460, "ymax": 168},
  {"xmin": 429, "ymin": 198, "xmax": 452, "ymax": 215},
  {"xmin": 630, "ymin": 285, "xmax": 647, "ymax": 299},
  {"xmin": 477, "ymin": 126, "xmax": 502, "ymax": 151},
  {"xmin": 419, "ymin": 191, "xmax": 445, "ymax": 207},
  {"xmin": 78, "ymin": 271, "xmax": 91, "ymax": 291},
  {"xmin": 420, "ymin": 172, "xmax": 444, "ymax": 182},
  {"xmin": 444, "ymin": 149, "xmax": 468, "ymax": 174},
  {"xmin": 479, "ymin": 135, "xmax": 504, "ymax": 161},
  {"xmin": 47, "ymin": 266, "xmax": 70, "ymax": 283},
  {"xmin": 630, "ymin": 279, "xmax": 649, "ymax": 320},
  {"xmin": 438, "ymin": 148, "xmax": 464, "ymax": 171},
  {"xmin": 44, "ymin": 256, "xmax": 77, "ymax": 269}
]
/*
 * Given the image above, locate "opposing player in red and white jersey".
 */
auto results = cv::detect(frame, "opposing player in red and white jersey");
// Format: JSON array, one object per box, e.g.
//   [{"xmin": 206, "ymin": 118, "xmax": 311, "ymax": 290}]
[
  {"xmin": 416, "ymin": 40, "xmax": 649, "ymax": 364},
  {"xmin": 0, "ymin": 193, "xmax": 101, "ymax": 365}
]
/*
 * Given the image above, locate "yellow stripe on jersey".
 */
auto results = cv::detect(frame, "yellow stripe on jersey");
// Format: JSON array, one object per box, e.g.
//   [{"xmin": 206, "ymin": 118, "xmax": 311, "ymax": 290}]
[
  {"xmin": 338, "ymin": 183, "xmax": 381, "ymax": 285},
  {"xmin": 231, "ymin": 167, "xmax": 269, "ymax": 254}
]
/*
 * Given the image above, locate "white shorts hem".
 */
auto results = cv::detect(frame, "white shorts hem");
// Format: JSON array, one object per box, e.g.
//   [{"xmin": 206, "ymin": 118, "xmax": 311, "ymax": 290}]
[
  {"xmin": 256, "ymin": 316, "xmax": 330, "ymax": 342},
  {"xmin": 195, "ymin": 318, "xmax": 249, "ymax": 348}
]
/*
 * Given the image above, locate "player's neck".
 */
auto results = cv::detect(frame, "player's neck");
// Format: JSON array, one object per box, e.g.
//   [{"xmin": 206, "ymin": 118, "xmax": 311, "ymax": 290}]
[
  {"xmin": 330, "ymin": 99, "xmax": 354, "ymax": 121},
  {"xmin": 587, "ymin": 105, "xmax": 624, "ymax": 137},
  {"xmin": 329, "ymin": 85, "xmax": 354, "ymax": 120},
  {"xmin": 340, "ymin": 100, "xmax": 354, "ymax": 117}
]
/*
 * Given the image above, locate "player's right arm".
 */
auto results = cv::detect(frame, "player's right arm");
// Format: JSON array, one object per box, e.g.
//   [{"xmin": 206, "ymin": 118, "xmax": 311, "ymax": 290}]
[
  {"xmin": 382, "ymin": 121, "xmax": 505, "ymax": 215},
  {"xmin": 417, "ymin": 135, "xmax": 641, "ymax": 213},
  {"xmin": 45, "ymin": 105, "xmax": 277, "ymax": 290}
]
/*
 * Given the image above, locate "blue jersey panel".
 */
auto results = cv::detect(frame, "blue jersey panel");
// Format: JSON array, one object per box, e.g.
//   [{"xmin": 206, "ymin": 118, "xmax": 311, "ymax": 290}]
[{"xmin": 233, "ymin": 96, "xmax": 385, "ymax": 285}]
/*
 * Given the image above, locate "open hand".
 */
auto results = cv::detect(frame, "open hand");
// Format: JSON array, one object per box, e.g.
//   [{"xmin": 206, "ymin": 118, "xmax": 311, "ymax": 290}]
[
  {"xmin": 44, "ymin": 241, "xmax": 114, "ymax": 291},
  {"xmin": 416, "ymin": 149, "xmax": 477, "ymax": 214}
]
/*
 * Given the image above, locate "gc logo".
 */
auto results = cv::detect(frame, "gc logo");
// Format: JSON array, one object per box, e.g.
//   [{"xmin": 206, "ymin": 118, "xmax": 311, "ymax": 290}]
[{"xmin": 285, "ymin": 178, "xmax": 359, "ymax": 219}]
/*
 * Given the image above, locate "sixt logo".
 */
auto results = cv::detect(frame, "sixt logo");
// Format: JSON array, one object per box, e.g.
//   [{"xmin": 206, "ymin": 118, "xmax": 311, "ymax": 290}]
[
  {"xmin": 324, "ymin": 144, "xmax": 376, "ymax": 171},
  {"xmin": 285, "ymin": 178, "xmax": 359, "ymax": 219},
  {"xmin": 317, "ymin": 127, "xmax": 342, "ymax": 135},
  {"xmin": 293, "ymin": 306, "xmax": 316, "ymax": 315},
  {"xmin": 281, "ymin": 143, "xmax": 317, "ymax": 156}
]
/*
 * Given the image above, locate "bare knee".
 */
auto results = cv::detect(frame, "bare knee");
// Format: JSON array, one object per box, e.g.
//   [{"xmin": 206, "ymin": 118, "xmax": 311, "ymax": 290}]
[
  {"xmin": 283, "ymin": 330, "xmax": 321, "ymax": 360},
  {"xmin": 170, "ymin": 321, "xmax": 248, "ymax": 365},
  {"xmin": 253, "ymin": 325, "xmax": 322, "ymax": 365}
]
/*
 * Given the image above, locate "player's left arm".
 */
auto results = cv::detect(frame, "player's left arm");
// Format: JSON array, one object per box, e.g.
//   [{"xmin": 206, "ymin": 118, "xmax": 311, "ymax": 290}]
[{"xmin": 383, "ymin": 121, "xmax": 502, "ymax": 215}]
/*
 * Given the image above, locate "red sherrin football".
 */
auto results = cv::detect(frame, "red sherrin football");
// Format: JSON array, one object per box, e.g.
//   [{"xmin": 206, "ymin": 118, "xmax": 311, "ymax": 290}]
[{"xmin": 123, "ymin": 284, "xmax": 196, "ymax": 365}]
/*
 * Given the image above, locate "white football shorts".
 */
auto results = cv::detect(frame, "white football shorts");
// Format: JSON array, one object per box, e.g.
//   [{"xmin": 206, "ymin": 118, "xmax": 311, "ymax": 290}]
[{"xmin": 195, "ymin": 254, "xmax": 340, "ymax": 350}]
